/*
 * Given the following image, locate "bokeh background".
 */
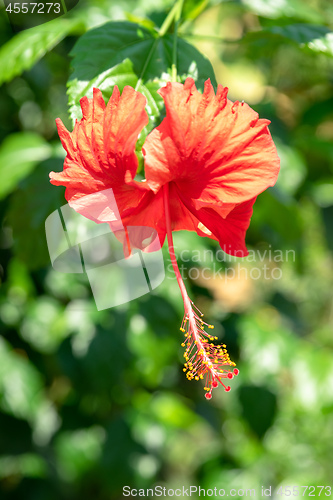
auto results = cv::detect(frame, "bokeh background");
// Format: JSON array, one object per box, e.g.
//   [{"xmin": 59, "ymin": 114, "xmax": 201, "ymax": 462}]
[{"xmin": 1, "ymin": 0, "xmax": 333, "ymax": 498}]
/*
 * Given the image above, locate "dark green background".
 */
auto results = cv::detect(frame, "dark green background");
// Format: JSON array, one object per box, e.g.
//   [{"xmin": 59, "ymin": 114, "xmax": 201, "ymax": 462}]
[{"xmin": 0, "ymin": 0, "xmax": 333, "ymax": 498}]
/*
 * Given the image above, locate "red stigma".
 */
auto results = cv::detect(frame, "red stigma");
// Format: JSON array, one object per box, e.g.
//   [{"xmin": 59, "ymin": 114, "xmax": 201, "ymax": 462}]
[
  {"xmin": 227, "ymin": 372, "xmax": 233, "ymax": 379},
  {"xmin": 212, "ymin": 380, "xmax": 218, "ymax": 388},
  {"xmin": 205, "ymin": 392, "xmax": 212, "ymax": 399},
  {"xmin": 225, "ymin": 386, "xmax": 231, "ymax": 392},
  {"xmin": 233, "ymin": 368, "xmax": 239, "ymax": 376}
]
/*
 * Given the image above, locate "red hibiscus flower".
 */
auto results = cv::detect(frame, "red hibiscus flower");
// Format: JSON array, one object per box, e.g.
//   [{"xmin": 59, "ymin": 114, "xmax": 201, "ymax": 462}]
[{"xmin": 50, "ymin": 78, "xmax": 280, "ymax": 398}]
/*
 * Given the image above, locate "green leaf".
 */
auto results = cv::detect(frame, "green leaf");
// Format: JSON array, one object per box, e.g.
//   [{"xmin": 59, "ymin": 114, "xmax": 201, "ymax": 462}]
[
  {"xmin": 274, "ymin": 139, "xmax": 307, "ymax": 196},
  {"xmin": 0, "ymin": 337, "xmax": 44, "ymax": 421},
  {"xmin": 268, "ymin": 24, "xmax": 330, "ymax": 44},
  {"xmin": 55, "ymin": 427, "xmax": 106, "ymax": 481},
  {"xmin": 312, "ymin": 182, "xmax": 333, "ymax": 207},
  {"xmin": 269, "ymin": 24, "xmax": 333, "ymax": 56},
  {"xmin": 7, "ymin": 158, "xmax": 66, "ymax": 270},
  {"xmin": 20, "ymin": 296, "xmax": 69, "ymax": 354},
  {"xmin": 243, "ymin": 24, "xmax": 333, "ymax": 58},
  {"xmin": 302, "ymin": 31, "xmax": 333, "ymax": 57},
  {"xmin": 0, "ymin": 132, "xmax": 52, "ymax": 199},
  {"xmin": 182, "ymin": 0, "xmax": 209, "ymax": 24},
  {"xmin": 67, "ymin": 20, "xmax": 217, "ymax": 144},
  {"xmin": 150, "ymin": 392, "xmax": 199, "ymax": 428},
  {"xmin": 238, "ymin": 385, "xmax": 277, "ymax": 439},
  {"xmin": 241, "ymin": 0, "xmax": 324, "ymax": 23},
  {"xmin": 0, "ymin": 18, "xmax": 83, "ymax": 85},
  {"xmin": 124, "ymin": 13, "xmax": 157, "ymax": 31},
  {"xmin": 0, "ymin": 454, "xmax": 47, "ymax": 480}
]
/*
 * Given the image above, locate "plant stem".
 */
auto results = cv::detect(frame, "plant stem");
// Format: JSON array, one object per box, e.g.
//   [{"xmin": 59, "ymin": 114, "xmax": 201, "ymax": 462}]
[
  {"xmin": 158, "ymin": 0, "xmax": 184, "ymax": 82},
  {"xmin": 171, "ymin": 0, "xmax": 184, "ymax": 82},
  {"xmin": 162, "ymin": 185, "xmax": 199, "ymax": 347},
  {"xmin": 159, "ymin": 0, "xmax": 179, "ymax": 37},
  {"xmin": 135, "ymin": 0, "xmax": 184, "ymax": 91},
  {"xmin": 162, "ymin": 184, "xmax": 225, "ymax": 393}
]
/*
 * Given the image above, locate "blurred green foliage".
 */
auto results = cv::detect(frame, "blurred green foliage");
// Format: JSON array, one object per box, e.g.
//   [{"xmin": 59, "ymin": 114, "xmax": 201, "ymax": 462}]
[{"xmin": 0, "ymin": 0, "xmax": 333, "ymax": 499}]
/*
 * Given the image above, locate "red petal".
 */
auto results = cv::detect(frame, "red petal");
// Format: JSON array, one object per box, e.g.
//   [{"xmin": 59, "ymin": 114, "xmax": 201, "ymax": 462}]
[
  {"xmin": 103, "ymin": 86, "xmax": 148, "ymax": 184},
  {"xmin": 120, "ymin": 189, "xmax": 166, "ymax": 247},
  {"xmin": 50, "ymin": 86, "xmax": 148, "ymax": 199},
  {"xmin": 191, "ymin": 197, "xmax": 257, "ymax": 257},
  {"xmin": 143, "ymin": 78, "xmax": 280, "ymax": 207},
  {"xmin": 50, "ymin": 86, "xmax": 151, "ymax": 227},
  {"xmin": 167, "ymin": 183, "xmax": 256, "ymax": 256}
]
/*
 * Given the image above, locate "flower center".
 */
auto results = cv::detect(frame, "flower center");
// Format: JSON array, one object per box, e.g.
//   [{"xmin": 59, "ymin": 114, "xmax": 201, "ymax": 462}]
[{"xmin": 181, "ymin": 301, "xmax": 238, "ymax": 398}]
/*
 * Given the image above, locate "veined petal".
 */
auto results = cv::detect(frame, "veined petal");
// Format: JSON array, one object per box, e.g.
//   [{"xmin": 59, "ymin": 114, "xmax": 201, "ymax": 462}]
[
  {"xmin": 50, "ymin": 86, "xmax": 150, "ymax": 225},
  {"xmin": 103, "ymin": 86, "xmax": 149, "ymax": 183},
  {"xmin": 166, "ymin": 183, "xmax": 256, "ymax": 256},
  {"xmin": 120, "ymin": 189, "xmax": 166, "ymax": 246},
  {"xmin": 50, "ymin": 86, "xmax": 148, "ymax": 194},
  {"xmin": 143, "ymin": 78, "xmax": 280, "ymax": 205},
  {"xmin": 50, "ymin": 157, "xmax": 106, "ymax": 202},
  {"xmin": 187, "ymin": 196, "xmax": 257, "ymax": 257}
]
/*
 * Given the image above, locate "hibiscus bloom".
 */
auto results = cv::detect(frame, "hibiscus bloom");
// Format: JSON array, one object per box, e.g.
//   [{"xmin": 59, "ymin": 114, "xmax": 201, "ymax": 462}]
[
  {"xmin": 50, "ymin": 78, "xmax": 280, "ymax": 398},
  {"xmin": 50, "ymin": 86, "xmax": 161, "ymax": 233}
]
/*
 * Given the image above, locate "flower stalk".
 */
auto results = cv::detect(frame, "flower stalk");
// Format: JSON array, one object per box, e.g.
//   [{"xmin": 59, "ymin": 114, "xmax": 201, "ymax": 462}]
[{"xmin": 163, "ymin": 184, "xmax": 239, "ymax": 398}]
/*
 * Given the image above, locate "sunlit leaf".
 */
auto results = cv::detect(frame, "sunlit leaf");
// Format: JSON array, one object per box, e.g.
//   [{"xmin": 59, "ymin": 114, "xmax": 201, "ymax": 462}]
[
  {"xmin": 55, "ymin": 426, "xmax": 106, "ymax": 481},
  {"xmin": 0, "ymin": 454, "xmax": 47, "ymax": 479},
  {"xmin": 241, "ymin": 0, "xmax": 324, "ymax": 23},
  {"xmin": 243, "ymin": 24, "xmax": 333, "ymax": 58},
  {"xmin": 7, "ymin": 158, "xmax": 65, "ymax": 269},
  {"xmin": 0, "ymin": 132, "xmax": 52, "ymax": 199},
  {"xmin": 0, "ymin": 18, "xmax": 84, "ymax": 85},
  {"xmin": 274, "ymin": 139, "xmax": 307, "ymax": 196},
  {"xmin": 20, "ymin": 296, "xmax": 69, "ymax": 353},
  {"xmin": 269, "ymin": 24, "xmax": 333, "ymax": 57},
  {"xmin": 312, "ymin": 182, "xmax": 333, "ymax": 207},
  {"xmin": 67, "ymin": 20, "xmax": 217, "ymax": 148},
  {"xmin": 0, "ymin": 337, "xmax": 44, "ymax": 421}
]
